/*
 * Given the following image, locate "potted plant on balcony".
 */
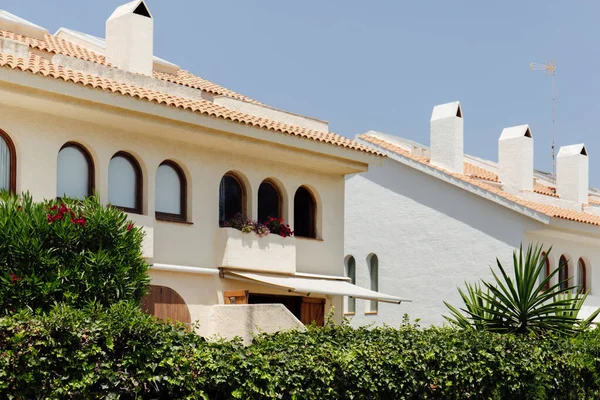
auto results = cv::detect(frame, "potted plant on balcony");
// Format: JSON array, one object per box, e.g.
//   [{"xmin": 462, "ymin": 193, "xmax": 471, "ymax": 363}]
[{"xmin": 265, "ymin": 217, "xmax": 294, "ymax": 238}]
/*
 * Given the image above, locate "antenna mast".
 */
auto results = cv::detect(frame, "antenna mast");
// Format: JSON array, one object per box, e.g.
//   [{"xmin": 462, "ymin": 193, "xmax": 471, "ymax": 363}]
[{"xmin": 530, "ymin": 60, "xmax": 556, "ymax": 178}]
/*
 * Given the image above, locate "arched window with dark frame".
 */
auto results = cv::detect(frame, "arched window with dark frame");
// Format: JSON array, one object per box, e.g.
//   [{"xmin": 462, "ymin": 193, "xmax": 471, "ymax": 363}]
[
  {"xmin": 294, "ymin": 186, "xmax": 316, "ymax": 238},
  {"xmin": 559, "ymin": 255, "xmax": 569, "ymax": 291},
  {"xmin": 57, "ymin": 142, "xmax": 94, "ymax": 199},
  {"xmin": 108, "ymin": 151, "xmax": 142, "ymax": 214},
  {"xmin": 368, "ymin": 254, "xmax": 379, "ymax": 313},
  {"xmin": 155, "ymin": 160, "xmax": 187, "ymax": 222},
  {"xmin": 0, "ymin": 129, "xmax": 16, "ymax": 193},
  {"xmin": 219, "ymin": 172, "xmax": 246, "ymax": 225},
  {"xmin": 577, "ymin": 258, "xmax": 587, "ymax": 294},
  {"xmin": 258, "ymin": 180, "xmax": 281, "ymax": 224},
  {"xmin": 539, "ymin": 252, "xmax": 551, "ymax": 291},
  {"xmin": 345, "ymin": 256, "xmax": 356, "ymax": 314}
]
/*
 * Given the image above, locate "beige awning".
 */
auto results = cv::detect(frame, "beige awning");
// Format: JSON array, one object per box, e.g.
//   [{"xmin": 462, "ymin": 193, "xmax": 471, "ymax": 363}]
[{"xmin": 223, "ymin": 270, "xmax": 410, "ymax": 304}]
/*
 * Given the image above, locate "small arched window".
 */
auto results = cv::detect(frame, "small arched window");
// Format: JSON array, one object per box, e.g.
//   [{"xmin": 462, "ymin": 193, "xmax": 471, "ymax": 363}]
[
  {"xmin": 539, "ymin": 252, "xmax": 551, "ymax": 291},
  {"xmin": 258, "ymin": 180, "xmax": 281, "ymax": 223},
  {"xmin": 219, "ymin": 173, "xmax": 245, "ymax": 225},
  {"xmin": 109, "ymin": 152, "xmax": 142, "ymax": 214},
  {"xmin": 559, "ymin": 255, "xmax": 569, "ymax": 291},
  {"xmin": 0, "ymin": 129, "xmax": 16, "ymax": 193},
  {"xmin": 577, "ymin": 258, "xmax": 587, "ymax": 294},
  {"xmin": 368, "ymin": 254, "xmax": 379, "ymax": 313},
  {"xmin": 345, "ymin": 256, "xmax": 356, "ymax": 314},
  {"xmin": 57, "ymin": 143, "xmax": 94, "ymax": 199},
  {"xmin": 155, "ymin": 161, "xmax": 186, "ymax": 222},
  {"xmin": 294, "ymin": 186, "xmax": 316, "ymax": 238}
]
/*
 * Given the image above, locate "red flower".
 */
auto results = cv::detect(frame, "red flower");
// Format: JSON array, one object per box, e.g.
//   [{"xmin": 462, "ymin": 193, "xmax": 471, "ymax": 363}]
[
  {"xmin": 71, "ymin": 217, "xmax": 86, "ymax": 226},
  {"xmin": 127, "ymin": 223, "xmax": 134, "ymax": 231},
  {"xmin": 59, "ymin": 203, "xmax": 68, "ymax": 215},
  {"xmin": 49, "ymin": 205, "xmax": 59, "ymax": 211},
  {"xmin": 9, "ymin": 273, "xmax": 18, "ymax": 284}
]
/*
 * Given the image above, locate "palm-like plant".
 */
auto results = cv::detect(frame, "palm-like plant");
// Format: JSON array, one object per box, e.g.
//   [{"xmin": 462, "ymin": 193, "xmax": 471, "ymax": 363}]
[{"xmin": 444, "ymin": 244, "xmax": 600, "ymax": 335}]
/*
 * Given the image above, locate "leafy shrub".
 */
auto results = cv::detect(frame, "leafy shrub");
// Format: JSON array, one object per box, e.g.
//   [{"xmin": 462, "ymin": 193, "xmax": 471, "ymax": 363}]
[
  {"xmin": 3, "ymin": 310, "xmax": 600, "ymax": 399},
  {"xmin": 0, "ymin": 193, "xmax": 150, "ymax": 314}
]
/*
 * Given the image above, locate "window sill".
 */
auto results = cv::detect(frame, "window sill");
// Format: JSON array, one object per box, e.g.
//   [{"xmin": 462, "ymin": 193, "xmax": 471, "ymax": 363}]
[
  {"xmin": 156, "ymin": 216, "xmax": 193, "ymax": 225},
  {"xmin": 295, "ymin": 236, "xmax": 324, "ymax": 242},
  {"xmin": 365, "ymin": 311, "xmax": 379, "ymax": 316},
  {"xmin": 343, "ymin": 312, "xmax": 356, "ymax": 316}
]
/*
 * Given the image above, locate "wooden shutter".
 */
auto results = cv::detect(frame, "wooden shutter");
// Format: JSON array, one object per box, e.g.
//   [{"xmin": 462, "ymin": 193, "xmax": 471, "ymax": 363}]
[
  {"xmin": 224, "ymin": 290, "xmax": 249, "ymax": 304},
  {"xmin": 141, "ymin": 285, "xmax": 191, "ymax": 326},
  {"xmin": 301, "ymin": 297, "xmax": 325, "ymax": 326}
]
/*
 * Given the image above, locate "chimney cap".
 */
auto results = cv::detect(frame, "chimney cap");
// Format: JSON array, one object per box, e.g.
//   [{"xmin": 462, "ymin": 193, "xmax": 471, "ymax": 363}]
[
  {"xmin": 108, "ymin": 0, "xmax": 153, "ymax": 21},
  {"xmin": 499, "ymin": 125, "xmax": 532, "ymax": 140},
  {"xmin": 558, "ymin": 143, "xmax": 587, "ymax": 157},
  {"xmin": 431, "ymin": 101, "xmax": 462, "ymax": 121}
]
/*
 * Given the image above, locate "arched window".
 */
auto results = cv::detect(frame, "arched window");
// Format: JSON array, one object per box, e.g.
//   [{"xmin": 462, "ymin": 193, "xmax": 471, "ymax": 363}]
[
  {"xmin": 108, "ymin": 152, "xmax": 142, "ymax": 214},
  {"xmin": 57, "ymin": 142, "xmax": 94, "ymax": 199},
  {"xmin": 577, "ymin": 258, "xmax": 587, "ymax": 294},
  {"xmin": 0, "ymin": 129, "xmax": 16, "ymax": 193},
  {"xmin": 345, "ymin": 256, "xmax": 356, "ymax": 314},
  {"xmin": 559, "ymin": 255, "xmax": 569, "ymax": 291},
  {"xmin": 219, "ymin": 172, "xmax": 245, "ymax": 225},
  {"xmin": 155, "ymin": 161, "xmax": 186, "ymax": 222},
  {"xmin": 258, "ymin": 180, "xmax": 281, "ymax": 223},
  {"xmin": 368, "ymin": 254, "xmax": 379, "ymax": 313},
  {"xmin": 538, "ymin": 252, "xmax": 551, "ymax": 291},
  {"xmin": 294, "ymin": 186, "xmax": 316, "ymax": 238}
]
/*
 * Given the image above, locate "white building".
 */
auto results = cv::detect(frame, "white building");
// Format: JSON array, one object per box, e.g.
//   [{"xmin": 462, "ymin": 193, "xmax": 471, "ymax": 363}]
[
  {"xmin": 0, "ymin": 1, "xmax": 406, "ymax": 342},
  {"xmin": 345, "ymin": 101, "xmax": 600, "ymax": 327}
]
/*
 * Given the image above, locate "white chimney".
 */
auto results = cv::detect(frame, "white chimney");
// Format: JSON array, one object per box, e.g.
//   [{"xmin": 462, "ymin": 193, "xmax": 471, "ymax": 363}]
[
  {"xmin": 498, "ymin": 125, "xmax": 533, "ymax": 193},
  {"xmin": 557, "ymin": 144, "xmax": 589, "ymax": 203},
  {"xmin": 430, "ymin": 101, "xmax": 463, "ymax": 173},
  {"xmin": 106, "ymin": 0, "xmax": 154, "ymax": 76}
]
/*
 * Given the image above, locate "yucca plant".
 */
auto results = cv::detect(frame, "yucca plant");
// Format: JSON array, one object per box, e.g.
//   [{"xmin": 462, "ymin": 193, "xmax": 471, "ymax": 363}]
[{"xmin": 444, "ymin": 244, "xmax": 600, "ymax": 335}]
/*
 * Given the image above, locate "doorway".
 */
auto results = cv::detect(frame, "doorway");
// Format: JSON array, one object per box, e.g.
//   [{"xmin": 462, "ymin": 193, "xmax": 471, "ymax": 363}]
[{"xmin": 248, "ymin": 294, "xmax": 325, "ymax": 326}]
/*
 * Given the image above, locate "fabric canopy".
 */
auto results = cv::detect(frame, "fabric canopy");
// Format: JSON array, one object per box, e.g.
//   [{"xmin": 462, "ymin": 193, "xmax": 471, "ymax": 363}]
[{"xmin": 224, "ymin": 270, "xmax": 410, "ymax": 304}]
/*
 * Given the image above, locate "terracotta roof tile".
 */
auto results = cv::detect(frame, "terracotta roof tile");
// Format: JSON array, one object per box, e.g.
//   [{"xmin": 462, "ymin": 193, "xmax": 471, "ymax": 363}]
[
  {"xmin": 0, "ymin": 51, "xmax": 380, "ymax": 155},
  {"xmin": 359, "ymin": 134, "xmax": 600, "ymax": 227},
  {"xmin": 534, "ymin": 182, "xmax": 558, "ymax": 198},
  {"xmin": 464, "ymin": 163, "xmax": 499, "ymax": 182}
]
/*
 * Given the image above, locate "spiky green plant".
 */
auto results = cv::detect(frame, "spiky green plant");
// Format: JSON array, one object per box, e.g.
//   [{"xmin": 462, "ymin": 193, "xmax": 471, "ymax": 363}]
[{"xmin": 444, "ymin": 244, "xmax": 599, "ymax": 335}]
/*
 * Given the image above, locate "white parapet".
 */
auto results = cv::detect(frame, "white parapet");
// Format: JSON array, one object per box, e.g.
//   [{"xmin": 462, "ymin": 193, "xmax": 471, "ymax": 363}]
[{"xmin": 216, "ymin": 227, "xmax": 296, "ymax": 274}]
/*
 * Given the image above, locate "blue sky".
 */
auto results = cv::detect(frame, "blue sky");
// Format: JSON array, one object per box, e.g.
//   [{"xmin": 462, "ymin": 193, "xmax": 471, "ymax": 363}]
[{"xmin": 7, "ymin": 1, "xmax": 600, "ymax": 184}]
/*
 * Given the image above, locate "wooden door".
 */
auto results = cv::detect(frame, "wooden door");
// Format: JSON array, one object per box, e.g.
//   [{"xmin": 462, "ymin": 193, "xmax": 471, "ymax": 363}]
[
  {"xmin": 141, "ymin": 285, "xmax": 191, "ymax": 327},
  {"xmin": 301, "ymin": 297, "xmax": 325, "ymax": 326},
  {"xmin": 224, "ymin": 290, "xmax": 249, "ymax": 304}
]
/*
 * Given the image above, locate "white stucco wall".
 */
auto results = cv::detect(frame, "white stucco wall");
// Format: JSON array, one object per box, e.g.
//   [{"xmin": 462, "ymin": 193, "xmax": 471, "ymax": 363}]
[{"xmin": 345, "ymin": 158, "xmax": 545, "ymax": 327}]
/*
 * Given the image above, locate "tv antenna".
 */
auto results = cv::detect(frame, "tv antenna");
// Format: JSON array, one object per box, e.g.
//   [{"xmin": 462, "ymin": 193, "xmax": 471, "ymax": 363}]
[{"xmin": 530, "ymin": 60, "xmax": 556, "ymax": 178}]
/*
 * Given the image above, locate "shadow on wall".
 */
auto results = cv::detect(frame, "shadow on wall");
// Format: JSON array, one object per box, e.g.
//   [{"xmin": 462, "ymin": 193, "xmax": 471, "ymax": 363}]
[{"xmin": 368, "ymin": 159, "xmax": 544, "ymax": 248}]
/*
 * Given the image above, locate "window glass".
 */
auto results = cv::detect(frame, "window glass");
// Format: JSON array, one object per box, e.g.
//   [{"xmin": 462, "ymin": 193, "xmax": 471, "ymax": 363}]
[
  {"xmin": 345, "ymin": 256, "xmax": 356, "ymax": 314},
  {"xmin": 57, "ymin": 145, "xmax": 91, "ymax": 199},
  {"xmin": 156, "ymin": 163, "xmax": 182, "ymax": 215},
  {"xmin": 0, "ymin": 135, "xmax": 9, "ymax": 191},
  {"xmin": 369, "ymin": 254, "xmax": 379, "ymax": 312},
  {"xmin": 109, "ymin": 155, "xmax": 138, "ymax": 210},
  {"xmin": 577, "ymin": 258, "xmax": 586, "ymax": 294},
  {"xmin": 219, "ymin": 174, "xmax": 244, "ymax": 223},
  {"xmin": 538, "ymin": 252, "xmax": 550, "ymax": 290},
  {"xmin": 559, "ymin": 256, "xmax": 569, "ymax": 291},
  {"xmin": 258, "ymin": 181, "xmax": 280, "ymax": 223},
  {"xmin": 294, "ymin": 187, "xmax": 316, "ymax": 238}
]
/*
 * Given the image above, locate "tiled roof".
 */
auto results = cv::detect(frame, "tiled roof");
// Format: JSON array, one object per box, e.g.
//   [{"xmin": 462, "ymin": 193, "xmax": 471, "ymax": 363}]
[
  {"xmin": 360, "ymin": 134, "xmax": 600, "ymax": 227},
  {"xmin": 0, "ymin": 29, "xmax": 380, "ymax": 156},
  {"xmin": 534, "ymin": 182, "xmax": 558, "ymax": 198},
  {"xmin": 464, "ymin": 162, "xmax": 499, "ymax": 182},
  {"xmin": 0, "ymin": 51, "xmax": 379, "ymax": 155},
  {"xmin": 0, "ymin": 28, "xmax": 256, "ymax": 102}
]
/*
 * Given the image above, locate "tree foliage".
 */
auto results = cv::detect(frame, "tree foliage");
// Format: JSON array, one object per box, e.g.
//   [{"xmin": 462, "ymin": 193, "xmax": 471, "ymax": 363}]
[
  {"xmin": 444, "ymin": 244, "xmax": 600, "ymax": 334},
  {"xmin": 0, "ymin": 193, "xmax": 150, "ymax": 314}
]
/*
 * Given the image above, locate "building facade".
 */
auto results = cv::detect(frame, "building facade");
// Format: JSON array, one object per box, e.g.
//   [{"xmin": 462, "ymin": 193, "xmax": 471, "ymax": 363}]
[
  {"xmin": 345, "ymin": 101, "xmax": 600, "ymax": 327},
  {"xmin": 0, "ymin": 1, "xmax": 404, "ymax": 341}
]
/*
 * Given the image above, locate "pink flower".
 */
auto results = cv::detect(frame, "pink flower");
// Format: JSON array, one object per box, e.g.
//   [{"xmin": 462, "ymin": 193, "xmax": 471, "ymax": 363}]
[{"xmin": 127, "ymin": 223, "xmax": 134, "ymax": 231}]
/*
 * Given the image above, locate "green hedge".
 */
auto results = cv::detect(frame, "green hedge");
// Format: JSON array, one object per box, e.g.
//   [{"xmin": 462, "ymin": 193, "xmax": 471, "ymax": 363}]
[{"xmin": 2, "ymin": 307, "xmax": 600, "ymax": 399}]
